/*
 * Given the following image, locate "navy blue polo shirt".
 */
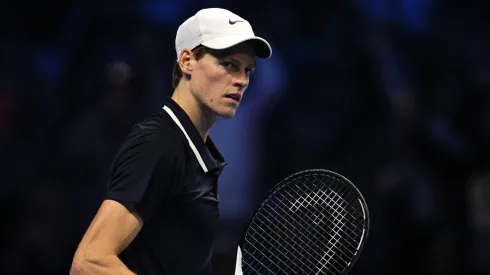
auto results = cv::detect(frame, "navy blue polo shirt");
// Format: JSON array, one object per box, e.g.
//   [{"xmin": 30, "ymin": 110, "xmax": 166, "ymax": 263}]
[{"xmin": 105, "ymin": 98, "xmax": 227, "ymax": 275}]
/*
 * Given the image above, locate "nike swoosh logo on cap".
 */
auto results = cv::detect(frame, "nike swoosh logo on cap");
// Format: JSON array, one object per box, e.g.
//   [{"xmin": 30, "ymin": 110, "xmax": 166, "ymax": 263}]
[{"xmin": 229, "ymin": 19, "xmax": 244, "ymax": 25}]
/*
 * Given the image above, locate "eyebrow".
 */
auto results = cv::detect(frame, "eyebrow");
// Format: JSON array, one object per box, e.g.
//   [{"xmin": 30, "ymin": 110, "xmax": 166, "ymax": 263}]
[{"xmin": 228, "ymin": 57, "xmax": 256, "ymax": 69}]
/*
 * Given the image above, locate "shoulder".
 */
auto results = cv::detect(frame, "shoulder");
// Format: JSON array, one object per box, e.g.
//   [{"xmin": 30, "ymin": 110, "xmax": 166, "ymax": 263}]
[
  {"xmin": 109, "ymin": 110, "xmax": 189, "ymax": 173},
  {"xmin": 123, "ymin": 110, "xmax": 184, "ymax": 152}
]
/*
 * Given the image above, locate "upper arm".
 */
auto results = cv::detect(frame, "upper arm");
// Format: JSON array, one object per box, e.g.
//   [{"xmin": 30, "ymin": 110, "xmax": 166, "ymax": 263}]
[
  {"xmin": 75, "ymin": 129, "xmax": 178, "ymax": 261},
  {"xmin": 74, "ymin": 199, "xmax": 143, "ymax": 260},
  {"xmin": 105, "ymin": 130, "xmax": 178, "ymax": 222}
]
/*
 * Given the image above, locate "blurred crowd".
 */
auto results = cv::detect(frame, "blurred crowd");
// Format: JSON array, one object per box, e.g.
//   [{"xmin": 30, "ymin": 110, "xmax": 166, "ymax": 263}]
[{"xmin": 1, "ymin": 1, "xmax": 489, "ymax": 275}]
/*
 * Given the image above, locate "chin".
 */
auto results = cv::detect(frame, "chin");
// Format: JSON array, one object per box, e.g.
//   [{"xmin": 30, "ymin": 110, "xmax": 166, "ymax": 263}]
[
  {"xmin": 214, "ymin": 107, "xmax": 237, "ymax": 119},
  {"xmin": 217, "ymin": 111, "xmax": 236, "ymax": 119}
]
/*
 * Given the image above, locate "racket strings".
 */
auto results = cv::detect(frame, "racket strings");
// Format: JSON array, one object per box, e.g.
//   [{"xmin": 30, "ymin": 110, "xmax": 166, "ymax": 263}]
[
  {"xmin": 262, "ymin": 198, "xmax": 339, "ymax": 269},
  {"xmin": 281, "ymin": 181, "xmax": 363, "ymax": 271},
  {"xmin": 245, "ymin": 221, "xmax": 299, "ymax": 274},
  {"xmin": 250, "ymin": 198, "xmax": 333, "ymax": 274},
  {"xmin": 242, "ymin": 173, "xmax": 367, "ymax": 275},
  {"xmin": 310, "ymin": 174, "xmax": 365, "ymax": 218},
  {"xmin": 245, "ymin": 200, "xmax": 331, "ymax": 274},
  {"xmin": 277, "ymin": 186, "xmax": 360, "ymax": 258},
  {"xmin": 293, "ymin": 174, "xmax": 363, "ymax": 226},
  {"xmin": 289, "ymin": 179, "xmax": 364, "ymax": 246},
  {"xmin": 286, "ymin": 176, "xmax": 364, "ymax": 249}
]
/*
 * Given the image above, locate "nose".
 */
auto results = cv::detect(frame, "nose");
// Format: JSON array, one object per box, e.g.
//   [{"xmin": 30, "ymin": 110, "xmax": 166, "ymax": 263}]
[{"xmin": 233, "ymin": 71, "xmax": 249, "ymax": 91}]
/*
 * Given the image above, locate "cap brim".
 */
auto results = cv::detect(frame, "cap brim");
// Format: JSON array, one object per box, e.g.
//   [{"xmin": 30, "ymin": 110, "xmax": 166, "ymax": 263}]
[{"xmin": 201, "ymin": 35, "xmax": 272, "ymax": 59}]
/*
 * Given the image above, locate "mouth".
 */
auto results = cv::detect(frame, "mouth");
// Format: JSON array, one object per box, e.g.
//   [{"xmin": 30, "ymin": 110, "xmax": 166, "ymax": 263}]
[{"xmin": 224, "ymin": 93, "xmax": 241, "ymax": 103}]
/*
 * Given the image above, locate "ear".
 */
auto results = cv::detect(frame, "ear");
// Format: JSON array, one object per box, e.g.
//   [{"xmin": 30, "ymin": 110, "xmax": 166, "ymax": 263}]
[{"xmin": 178, "ymin": 48, "xmax": 194, "ymax": 75}]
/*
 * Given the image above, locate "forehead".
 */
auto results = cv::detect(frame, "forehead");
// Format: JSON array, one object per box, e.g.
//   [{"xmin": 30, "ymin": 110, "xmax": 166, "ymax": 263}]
[{"xmin": 208, "ymin": 42, "xmax": 256, "ymax": 62}]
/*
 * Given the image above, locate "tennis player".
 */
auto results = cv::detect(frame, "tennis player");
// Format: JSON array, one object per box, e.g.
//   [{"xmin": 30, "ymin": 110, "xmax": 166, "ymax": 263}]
[{"xmin": 70, "ymin": 7, "xmax": 271, "ymax": 275}]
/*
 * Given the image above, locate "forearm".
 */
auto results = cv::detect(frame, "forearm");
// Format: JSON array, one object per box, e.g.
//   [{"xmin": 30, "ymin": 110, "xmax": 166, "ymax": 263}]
[{"xmin": 71, "ymin": 254, "xmax": 136, "ymax": 275}]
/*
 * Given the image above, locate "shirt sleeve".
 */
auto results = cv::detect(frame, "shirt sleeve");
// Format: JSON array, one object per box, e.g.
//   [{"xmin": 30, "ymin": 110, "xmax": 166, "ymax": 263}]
[{"xmin": 105, "ymin": 132, "xmax": 177, "ymax": 222}]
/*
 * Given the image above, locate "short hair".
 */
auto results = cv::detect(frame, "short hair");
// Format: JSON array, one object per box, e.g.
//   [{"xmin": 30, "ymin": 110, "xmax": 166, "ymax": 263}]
[{"xmin": 172, "ymin": 45, "xmax": 210, "ymax": 88}]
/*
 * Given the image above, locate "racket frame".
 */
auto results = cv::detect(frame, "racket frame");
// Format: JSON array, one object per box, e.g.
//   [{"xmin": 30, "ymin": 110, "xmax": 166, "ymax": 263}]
[{"xmin": 239, "ymin": 169, "xmax": 370, "ymax": 275}]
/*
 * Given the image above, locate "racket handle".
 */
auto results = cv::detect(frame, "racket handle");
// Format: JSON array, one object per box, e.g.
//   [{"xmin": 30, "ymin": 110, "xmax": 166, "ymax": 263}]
[{"xmin": 234, "ymin": 246, "xmax": 243, "ymax": 275}]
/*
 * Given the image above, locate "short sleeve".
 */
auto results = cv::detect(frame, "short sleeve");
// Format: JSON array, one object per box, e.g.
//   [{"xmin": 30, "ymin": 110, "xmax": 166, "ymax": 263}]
[{"xmin": 105, "ymin": 132, "xmax": 177, "ymax": 222}]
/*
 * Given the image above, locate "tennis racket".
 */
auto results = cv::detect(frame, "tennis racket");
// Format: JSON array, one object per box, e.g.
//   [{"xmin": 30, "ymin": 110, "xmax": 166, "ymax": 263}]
[{"xmin": 238, "ymin": 169, "xmax": 369, "ymax": 275}]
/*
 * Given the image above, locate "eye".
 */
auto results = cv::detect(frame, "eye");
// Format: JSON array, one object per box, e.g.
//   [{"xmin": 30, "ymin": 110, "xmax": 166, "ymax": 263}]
[
  {"xmin": 245, "ymin": 68, "xmax": 255, "ymax": 76},
  {"xmin": 221, "ymin": 61, "xmax": 235, "ymax": 69}
]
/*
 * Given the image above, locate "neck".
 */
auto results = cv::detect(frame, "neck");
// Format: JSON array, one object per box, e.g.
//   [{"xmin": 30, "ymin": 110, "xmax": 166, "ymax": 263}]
[{"xmin": 171, "ymin": 84, "xmax": 216, "ymax": 141}]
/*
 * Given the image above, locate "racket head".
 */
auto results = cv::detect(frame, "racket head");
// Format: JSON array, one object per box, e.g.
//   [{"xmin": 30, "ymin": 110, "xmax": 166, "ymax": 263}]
[{"xmin": 240, "ymin": 169, "xmax": 370, "ymax": 275}]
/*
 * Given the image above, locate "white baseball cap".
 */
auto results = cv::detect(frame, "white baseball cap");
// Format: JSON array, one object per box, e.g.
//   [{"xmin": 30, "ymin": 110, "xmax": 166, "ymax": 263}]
[{"xmin": 175, "ymin": 8, "xmax": 272, "ymax": 60}]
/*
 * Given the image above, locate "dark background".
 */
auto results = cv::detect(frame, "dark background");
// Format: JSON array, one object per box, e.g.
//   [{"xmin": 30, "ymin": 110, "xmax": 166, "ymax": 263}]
[{"xmin": 1, "ymin": 0, "xmax": 490, "ymax": 274}]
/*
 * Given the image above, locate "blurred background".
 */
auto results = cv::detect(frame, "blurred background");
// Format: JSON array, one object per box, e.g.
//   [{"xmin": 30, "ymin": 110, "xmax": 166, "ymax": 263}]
[{"xmin": 1, "ymin": 0, "xmax": 490, "ymax": 274}]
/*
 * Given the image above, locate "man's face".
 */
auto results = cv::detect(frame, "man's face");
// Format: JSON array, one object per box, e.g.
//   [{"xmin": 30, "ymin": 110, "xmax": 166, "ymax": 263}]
[{"xmin": 189, "ymin": 43, "xmax": 256, "ymax": 119}]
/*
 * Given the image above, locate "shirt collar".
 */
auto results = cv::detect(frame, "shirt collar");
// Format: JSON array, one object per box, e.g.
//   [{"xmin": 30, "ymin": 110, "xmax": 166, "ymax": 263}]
[{"xmin": 162, "ymin": 98, "xmax": 226, "ymax": 173}]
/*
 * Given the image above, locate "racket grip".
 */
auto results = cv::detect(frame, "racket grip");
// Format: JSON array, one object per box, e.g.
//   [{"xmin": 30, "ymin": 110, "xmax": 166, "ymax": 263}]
[{"xmin": 234, "ymin": 246, "xmax": 243, "ymax": 275}]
